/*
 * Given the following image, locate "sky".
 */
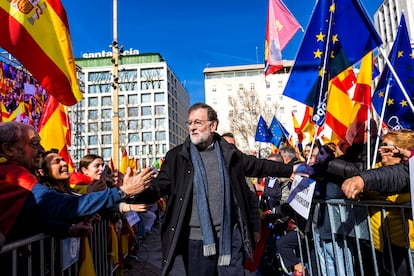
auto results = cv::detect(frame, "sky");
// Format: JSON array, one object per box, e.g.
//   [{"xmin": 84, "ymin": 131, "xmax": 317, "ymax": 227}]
[{"xmin": 62, "ymin": 0, "xmax": 383, "ymax": 104}]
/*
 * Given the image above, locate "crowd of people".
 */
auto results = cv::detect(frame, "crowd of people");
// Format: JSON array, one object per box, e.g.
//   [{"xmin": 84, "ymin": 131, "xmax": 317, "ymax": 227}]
[
  {"xmin": 248, "ymin": 127, "xmax": 414, "ymax": 275},
  {"xmin": 0, "ymin": 102, "xmax": 413, "ymax": 276}
]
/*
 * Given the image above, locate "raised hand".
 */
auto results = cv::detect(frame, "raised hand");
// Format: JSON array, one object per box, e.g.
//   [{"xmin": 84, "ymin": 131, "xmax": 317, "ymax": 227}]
[{"xmin": 120, "ymin": 167, "xmax": 154, "ymax": 196}]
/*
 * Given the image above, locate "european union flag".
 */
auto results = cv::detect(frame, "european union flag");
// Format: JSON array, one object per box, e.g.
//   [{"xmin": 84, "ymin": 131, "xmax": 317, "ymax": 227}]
[
  {"xmin": 269, "ymin": 116, "xmax": 284, "ymax": 147},
  {"xmin": 283, "ymin": 0, "xmax": 382, "ymax": 126},
  {"xmin": 372, "ymin": 14, "xmax": 414, "ymax": 131},
  {"xmin": 255, "ymin": 115, "xmax": 273, "ymax": 142}
]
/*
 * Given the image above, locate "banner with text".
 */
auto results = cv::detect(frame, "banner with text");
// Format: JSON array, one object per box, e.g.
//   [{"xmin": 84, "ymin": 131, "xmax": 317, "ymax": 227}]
[{"xmin": 288, "ymin": 175, "xmax": 316, "ymax": 219}]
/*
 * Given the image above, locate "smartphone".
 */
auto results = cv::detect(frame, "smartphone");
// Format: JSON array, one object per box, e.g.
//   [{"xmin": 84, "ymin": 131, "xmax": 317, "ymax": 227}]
[
  {"xmin": 100, "ymin": 164, "xmax": 110, "ymax": 180},
  {"xmin": 315, "ymin": 139, "xmax": 322, "ymax": 149}
]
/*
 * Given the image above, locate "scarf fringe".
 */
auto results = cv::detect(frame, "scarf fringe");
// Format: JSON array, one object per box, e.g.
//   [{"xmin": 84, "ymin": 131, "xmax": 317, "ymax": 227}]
[
  {"xmin": 218, "ymin": 254, "xmax": 231, "ymax": 266},
  {"xmin": 203, "ymin": 244, "xmax": 216, "ymax": 256}
]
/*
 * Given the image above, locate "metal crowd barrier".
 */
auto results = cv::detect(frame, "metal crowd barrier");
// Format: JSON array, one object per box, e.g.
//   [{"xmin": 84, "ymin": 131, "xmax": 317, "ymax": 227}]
[
  {"xmin": 291, "ymin": 198, "xmax": 414, "ymax": 276},
  {"xmin": 1, "ymin": 199, "xmax": 413, "ymax": 275},
  {"xmin": 0, "ymin": 219, "xmax": 117, "ymax": 276}
]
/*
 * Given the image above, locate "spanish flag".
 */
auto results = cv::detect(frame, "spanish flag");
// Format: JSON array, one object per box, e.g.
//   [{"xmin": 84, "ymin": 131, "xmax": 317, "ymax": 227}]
[
  {"xmin": 0, "ymin": 0, "xmax": 82, "ymax": 106},
  {"xmin": 326, "ymin": 68, "xmax": 357, "ymax": 141},
  {"xmin": 119, "ymin": 148, "xmax": 128, "ymax": 174},
  {"xmin": 38, "ymin": 95, "xmax": 75, "ymax": 171}
]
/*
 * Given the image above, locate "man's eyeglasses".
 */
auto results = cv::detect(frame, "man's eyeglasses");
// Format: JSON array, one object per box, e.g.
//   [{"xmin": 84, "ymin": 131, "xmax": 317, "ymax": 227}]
[{"xmin": 186, "ymin": 120, "xmax": 211, "ymax": 128}]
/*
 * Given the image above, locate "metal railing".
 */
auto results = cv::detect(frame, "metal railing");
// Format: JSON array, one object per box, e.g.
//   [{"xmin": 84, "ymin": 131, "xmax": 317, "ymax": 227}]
[
  {"xmin": 1, "ymin": 199, "xmax": 413, "ymax": 275},
  {"xmin": 289, "ymin": 198, "xmax": 414, "ymax": 276},
  {"xmin": 0, "ymin": 219, "xmax": 117, "ymax": 276}
]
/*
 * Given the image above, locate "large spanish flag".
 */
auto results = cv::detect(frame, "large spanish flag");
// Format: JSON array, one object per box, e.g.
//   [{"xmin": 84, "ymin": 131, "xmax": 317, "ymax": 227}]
[
  {"xmin": 0, "ymin": 0, "xmax": 82, "ymax": 106},
  {"xmin": 38, "ymin": 95, "xmax": 75, "ymax": 171}
]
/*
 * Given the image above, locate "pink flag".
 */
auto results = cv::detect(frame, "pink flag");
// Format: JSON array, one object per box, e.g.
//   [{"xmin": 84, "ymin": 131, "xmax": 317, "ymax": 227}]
[{"xmin": 265, "ymin": 0, "xmax": 300, "ymax": 76}]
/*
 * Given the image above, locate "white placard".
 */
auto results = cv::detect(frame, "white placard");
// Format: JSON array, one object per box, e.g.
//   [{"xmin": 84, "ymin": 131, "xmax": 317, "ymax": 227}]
[
  {"xmin": 126, "ymin": 211, "xmax": 141, "ymax": 227},
  {"xmin": 288, "ymin": 175, "xmax": 316, "ymax": 219}
]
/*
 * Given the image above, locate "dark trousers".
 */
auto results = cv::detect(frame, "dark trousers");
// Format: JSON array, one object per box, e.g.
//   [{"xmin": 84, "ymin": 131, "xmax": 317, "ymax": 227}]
[
  {"xmin": 183, "ymin": 226, "xmax": 244, "ymax": 276},
  {"xmin": 276, "ymin": 230, "xmax": 300, "ymax": 267}
]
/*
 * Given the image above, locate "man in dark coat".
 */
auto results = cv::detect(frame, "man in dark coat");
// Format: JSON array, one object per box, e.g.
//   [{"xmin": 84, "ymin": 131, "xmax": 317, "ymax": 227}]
[{"xmin": 149, "ymin": 103, "xmax": 297, "ymax": 276}]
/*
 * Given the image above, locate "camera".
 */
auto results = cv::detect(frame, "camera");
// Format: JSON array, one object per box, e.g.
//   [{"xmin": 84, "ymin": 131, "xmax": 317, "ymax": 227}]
[{"xmin": 327, "ymin": 159, "xmax": 359, "ymax": 178}]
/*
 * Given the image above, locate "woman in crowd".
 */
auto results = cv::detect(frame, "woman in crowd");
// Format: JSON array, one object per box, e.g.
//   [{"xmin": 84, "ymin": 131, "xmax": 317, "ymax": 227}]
[
  {"xmin": 70, "ymin": 154, "xmax": 149, "ymax": 213},
  {"xmin": 38, "ymin": 149, "xmax": 94, "ymax": 237},
  {"xmin": 342, "ymin": 129, "xmax": 414, "ymax": 275}
]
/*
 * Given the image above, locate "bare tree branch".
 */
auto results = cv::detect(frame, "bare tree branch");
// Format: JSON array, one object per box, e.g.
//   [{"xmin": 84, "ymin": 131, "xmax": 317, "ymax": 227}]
[{"xmin": 227, "ymin": 88, "xmax": 278, "ymax": 153}]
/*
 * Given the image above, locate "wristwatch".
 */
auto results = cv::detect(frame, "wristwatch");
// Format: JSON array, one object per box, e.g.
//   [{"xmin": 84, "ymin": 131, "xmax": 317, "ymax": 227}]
[{"xmin": 117, "ymin": 188, "xmax": 127, "ymax": 200}]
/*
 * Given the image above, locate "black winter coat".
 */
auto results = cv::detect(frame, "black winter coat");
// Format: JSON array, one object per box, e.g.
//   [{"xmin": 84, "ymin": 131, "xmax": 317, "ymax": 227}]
[
  {"xmin": 151, "ymin": 133, "xmax": 293, "ymax": 275},
  {"xmin": 359, "ymin": 162, "xmax": 410, "ymax": 194}
]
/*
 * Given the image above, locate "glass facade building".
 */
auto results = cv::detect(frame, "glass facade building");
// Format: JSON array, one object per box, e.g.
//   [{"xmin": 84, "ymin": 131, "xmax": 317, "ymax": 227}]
[{"xmin": 70, "ymin": 53, "xmax": 189, "ymax": 167}]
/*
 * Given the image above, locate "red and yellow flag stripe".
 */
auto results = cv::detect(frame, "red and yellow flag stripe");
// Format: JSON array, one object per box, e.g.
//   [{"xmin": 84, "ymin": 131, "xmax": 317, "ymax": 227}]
[{"xmin": 0, "ymin": 0, "xmax": 82, "ymax": 105}]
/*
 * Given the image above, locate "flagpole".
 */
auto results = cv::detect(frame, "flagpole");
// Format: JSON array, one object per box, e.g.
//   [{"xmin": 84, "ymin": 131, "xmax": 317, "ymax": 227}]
[
  {"xmin": 366, "ymin": 108, "xmax": 371, "ymax": 169},
  {"xmin": 371, "ymin": 79, "xmax": 392, "ymax": 169},
  {"xmin": 312, "ymin": 1, "xmax": 334, "ymax": 127},
  {"xmin": 112, "ymin": 0, "xmax": 120, "ymax": 169}
]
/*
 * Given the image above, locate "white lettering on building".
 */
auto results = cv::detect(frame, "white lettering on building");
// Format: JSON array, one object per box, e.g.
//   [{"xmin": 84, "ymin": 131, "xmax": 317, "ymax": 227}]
[{"xmin": 82, "ymin": 48, "xmax": 140, "ymax": 58}]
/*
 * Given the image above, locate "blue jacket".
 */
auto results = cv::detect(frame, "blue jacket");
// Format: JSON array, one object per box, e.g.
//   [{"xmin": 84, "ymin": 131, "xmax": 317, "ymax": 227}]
[{"xmin": 8, "ymin": 183, "xmax": 121, "ymax": 241}]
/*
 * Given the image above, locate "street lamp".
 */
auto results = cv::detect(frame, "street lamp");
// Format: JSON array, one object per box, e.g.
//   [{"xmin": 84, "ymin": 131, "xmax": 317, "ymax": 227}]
[{"xmin": 111, "ymin": 0, "xmax": 120, "ymax": 168}]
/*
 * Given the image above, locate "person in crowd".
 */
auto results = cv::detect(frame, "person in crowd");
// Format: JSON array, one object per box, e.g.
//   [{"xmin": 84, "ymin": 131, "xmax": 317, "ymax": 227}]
[
  {"xmin": 342, "ymin": 129, "xmax": 414, "ymax": 198},
  {"xmin": 279, "ymin": 145, "xmax": 300, "ymax": 203},
  {"xmin": 70, "ymin": 154, "xmax": 109, "ymax": 194},
  {"xmin": 276, "ymin": 219, "xmax": 306, "ymax": 276},
  {"xmin": 221, "ymin": 132, "xmax": 236, "ymax": 145},
  {"xmin": 341, "ymin": 129, "xmax": 414, "ymax": 275},
  {"xmin": 70, "ymin": 154, "xmax": 149, "ymax": 213},
  {"xmin": 0, "ymin": 121, "xmax": 153, "ymax": 242},
  {"xmin": 37, "ymin": 149, "xmax": 100, "ymax": 276},
  {"xmin": 272, "ymin": 146, "xmax": 308, "ymax": 276},
  {"xmin": 302, "ymin": 143, "xmax": 312, "ymax": 161},
  {"xmin": 325, "ymin": 142, "xmax": 344, "ymax": 158},
  {"xmin": 255, "ymin": 153, "xmax": 287, "ymax": 275},
  {"xmin": 69, "ymin": 152, "xmax": 152, "ymax": 264},
  {"xmin": 37, "ymin": 149, "xmax": 95, "ymax": 238},
  {"xmin": 145, "ymin": 103, "xmax": 301, "ymax": 276},
  {"xmin": 259, "ymin": 153, "xmax": 284, "ymax": 215},
  {"xmin": 308, "ymin": 145, "xmax": 319, "ymax": 166},
  {"xmin": 308, "ymin": 121, "xmax": 382, "ymax": 276}
]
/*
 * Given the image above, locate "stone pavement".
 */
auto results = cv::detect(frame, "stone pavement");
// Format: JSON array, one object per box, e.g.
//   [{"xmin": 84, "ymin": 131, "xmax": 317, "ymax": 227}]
[
  {"xmin": 123, "ymin": 226, "xmax": 163, "ymax": 276},
  {"xmin": 122, "ymin": 223, "xmax": 186, "ymax": 276},
  {"xmin": 122, "ymin": 224, "xmax": 257, "ymax": 276}
]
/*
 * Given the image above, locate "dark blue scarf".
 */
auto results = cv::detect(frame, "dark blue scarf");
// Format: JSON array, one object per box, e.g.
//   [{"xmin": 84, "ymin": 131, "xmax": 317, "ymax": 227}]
[{"xmin": 190, "ymin": 140, "xmax": 231, "ymax": 265}]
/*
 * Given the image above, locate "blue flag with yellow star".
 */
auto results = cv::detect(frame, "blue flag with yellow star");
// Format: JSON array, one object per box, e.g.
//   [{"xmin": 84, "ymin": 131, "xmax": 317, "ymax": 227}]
[
  {"xmin": 282, "ymin": 0, "xmax": 382, "ymax": 126},
  {"xmin": 269, "ymin": 116, "xmax": 284, "ymax": 147},
  {"xmin": 255, "ymin": 115, "xmax": 273, "ymax": 142},
  {"xmin": 372, "ymin": 14, "xmax": 414, "ymax": 131}
]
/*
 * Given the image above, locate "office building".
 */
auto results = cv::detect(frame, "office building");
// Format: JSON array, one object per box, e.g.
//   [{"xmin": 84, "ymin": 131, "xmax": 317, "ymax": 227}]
[
  {"xmin": 204, "ymin": 62, "xmax": 306, "ymax": 154},
  {"xmin": 70, "ymin": 52, "xmax": 190, "ymax": 167}
]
